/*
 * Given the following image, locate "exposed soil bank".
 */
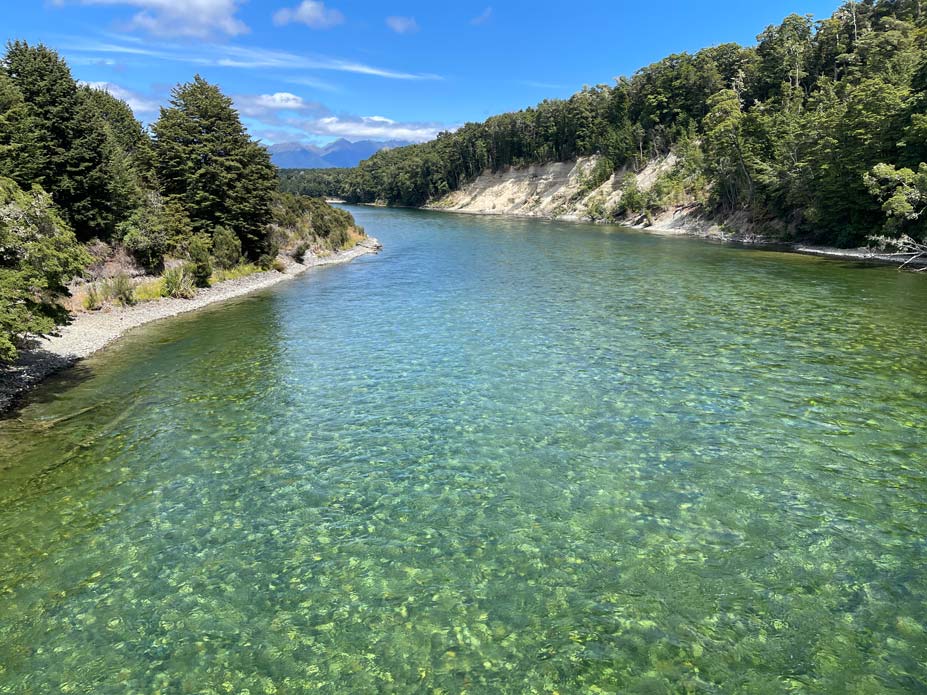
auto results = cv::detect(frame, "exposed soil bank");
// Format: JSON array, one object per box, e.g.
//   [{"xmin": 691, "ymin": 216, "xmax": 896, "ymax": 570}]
[
  {"xmin": 425, "ymin": 157, "xmax": 926, "ymax": 269},
  {"xmin": 0, "ymin": 238, "xmax": 381, "ymax": 415}
]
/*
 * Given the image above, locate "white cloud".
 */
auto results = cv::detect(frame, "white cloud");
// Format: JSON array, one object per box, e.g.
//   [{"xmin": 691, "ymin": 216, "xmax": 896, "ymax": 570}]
[
  {"xmin": 56, "ymin": 0, "xmax": 248, "ymax": 38},
  {"xmin": 386, "ymin": 16, "xmax": 419, "ymax": 34},
  {"xmin": 81, "ymin": 80, "xmax": 160, "ymax": 114},
  {"xmin": 471, "ymin": 7, "xmax": 493, "ymax": 25},
  {"xmin": 274, "ymin": 1, "xmax": 344, "ymax": 29},
  {"xmin": 234, "ymin": 92, "xmax": 327, "ymax": 118},
  {"xmin": 295, "ymin": 115, "xmax": 446, "ymax": 142}
]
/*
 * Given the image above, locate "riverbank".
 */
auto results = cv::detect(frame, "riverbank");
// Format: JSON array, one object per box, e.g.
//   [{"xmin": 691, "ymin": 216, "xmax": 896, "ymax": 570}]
[
  {"xmin": 422, "ymin": 155, "xmax": 927, "ymax": 269},
  {"xmin": 0, "ymin": 237, "xmax": 381, "ymax": 414}
]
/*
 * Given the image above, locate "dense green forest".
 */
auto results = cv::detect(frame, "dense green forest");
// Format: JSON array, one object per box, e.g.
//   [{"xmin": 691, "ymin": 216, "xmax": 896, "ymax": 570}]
[
  {"xmin": 286, "ymin": 0, "xmax": 927, "ymax": 248},
  {"xmin": 0, "ymin": 42, "xmax": 361, "ymax": 360}
]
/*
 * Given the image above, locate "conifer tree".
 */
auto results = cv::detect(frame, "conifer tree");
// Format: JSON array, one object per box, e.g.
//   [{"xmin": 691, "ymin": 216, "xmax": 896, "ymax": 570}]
[
  {"xmin": 0, "ymin": 71, "xmax": 42, "ymax": 186},
  {"xmin": 2, "ymin": 41, "xmax": 130, "ymax": 240},
  {"xmin": 152, "ymin": 75, "xmax": 276, "ymax": 258}
]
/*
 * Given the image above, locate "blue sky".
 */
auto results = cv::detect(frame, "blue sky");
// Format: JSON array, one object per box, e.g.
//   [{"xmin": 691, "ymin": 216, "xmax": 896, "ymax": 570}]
[{"xmin": 8, "ymin": 0, "xmax": 842, "ymax": 146}]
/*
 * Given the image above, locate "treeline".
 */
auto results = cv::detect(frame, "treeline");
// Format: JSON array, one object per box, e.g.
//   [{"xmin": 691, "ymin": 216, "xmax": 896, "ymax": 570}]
[
  {"xmin": 279, "ymin": 169, "xmax": 348, "ymax": 199},
  {"xmin": 0, "ymin": 41, "xmax": 360, "ymax": 360},
  {"xmin": 292, "ymin": 0, "xmax": 927, "ymax": 247}
]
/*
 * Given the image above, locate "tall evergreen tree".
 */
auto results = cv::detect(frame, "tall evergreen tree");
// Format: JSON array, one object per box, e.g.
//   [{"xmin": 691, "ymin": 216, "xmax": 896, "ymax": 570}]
[
  {"xmin": 152, "ymin": 75, "xmax": 276, "ymax": 258},
  {"xmin": 2, "ymin": 41, "xmax": 128, "ymax": 240},
  {"xmin": 0, "ymin": 71, "xmax": 41, "ymax": 186}
]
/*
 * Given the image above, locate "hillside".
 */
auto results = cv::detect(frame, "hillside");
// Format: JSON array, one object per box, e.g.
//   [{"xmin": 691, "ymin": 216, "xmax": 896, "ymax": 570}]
[{"xmin": 289, "ymin": 0, "xmax": 927, "ymax": 252}]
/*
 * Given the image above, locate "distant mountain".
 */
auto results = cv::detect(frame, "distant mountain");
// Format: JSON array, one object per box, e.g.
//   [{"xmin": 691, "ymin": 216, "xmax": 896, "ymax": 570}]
[
  {"xmin": 268, "ymin": 139, "xmax": 413, "ymax": 169},
  {"xmin": 319, "ymin": 139, "xmax": 413, "ymax": 168},
  {"xmin": 267, "ymin": 143, "xmax": 330, "ymax": 169}
]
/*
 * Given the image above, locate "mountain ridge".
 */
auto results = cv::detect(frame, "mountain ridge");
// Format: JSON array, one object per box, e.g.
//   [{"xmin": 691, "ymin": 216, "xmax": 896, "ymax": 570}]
[{"xmin": 268, "ymin": 139, "xmax": 413, "ymax": 169}]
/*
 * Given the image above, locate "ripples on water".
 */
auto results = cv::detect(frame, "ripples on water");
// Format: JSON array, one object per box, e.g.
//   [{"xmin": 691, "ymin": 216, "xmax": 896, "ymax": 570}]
[{"xmin": 1, "ymin": 208, "xmax": 926, "ymax": 693}]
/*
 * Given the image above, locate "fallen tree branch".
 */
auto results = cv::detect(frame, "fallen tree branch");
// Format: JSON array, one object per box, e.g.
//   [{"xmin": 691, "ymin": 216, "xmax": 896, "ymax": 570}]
[{"xmin": 867, "ymin": 234, "xmax": 927, "ymax": 271}]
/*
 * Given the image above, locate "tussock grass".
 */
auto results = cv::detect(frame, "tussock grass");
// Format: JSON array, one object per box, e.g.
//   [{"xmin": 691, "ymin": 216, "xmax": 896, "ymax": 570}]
[
  {"xmin": 133, "ymin": 278, "xmax": 165, "ymax": 303},
  {"xmin": 209, "ymin": 263, "xmax": 263, "ymax": 285}
]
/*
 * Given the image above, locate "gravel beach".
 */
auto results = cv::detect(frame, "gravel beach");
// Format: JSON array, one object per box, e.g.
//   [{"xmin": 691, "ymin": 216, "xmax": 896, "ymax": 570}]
[{"xmin": 0, "ymin": 238, "xmax": 381, "ymax": 414}]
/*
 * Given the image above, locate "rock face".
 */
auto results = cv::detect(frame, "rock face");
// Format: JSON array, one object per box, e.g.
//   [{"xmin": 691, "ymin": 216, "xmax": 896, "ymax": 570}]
[{"xmin": 427, "ymin": 155, "xmax": 680, "ymax": 222}]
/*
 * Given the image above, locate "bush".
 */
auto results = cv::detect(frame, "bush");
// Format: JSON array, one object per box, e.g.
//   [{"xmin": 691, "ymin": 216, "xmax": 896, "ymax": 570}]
[
  {"xmin": 161, "ymin": 266, "xmax": 195, "ymax": 299},
  {"xmin": 617, "ymin": 173, "xmax": 648, "ymax": 218},
  {"xmin": 0, "ymin": 178, "xmax": 90, "ymax": 361},
  {"xmin": 212, "ymin": 226, "xmax": 241, "ymax": 269},
  {"xmin": 83, "ymin": 284, "xmax": 102, "ymax": 311},
  {"xmin": 120, "ymin": 213, "xmax": 169, "ymax": 271},
  {"xmin": 104, "ymin": 273, "xmax": 135, "ymax": 306},
  {"xmin": 272, "ymin": 258, "xmax": 287, "ymax": 273},
  {"xmin": 291, "ymin": 242, "xmax": 309, "ymax": 264},
  {"xmin": 187, "ymin": 234, "xmax": 212, "ymax": 287}
]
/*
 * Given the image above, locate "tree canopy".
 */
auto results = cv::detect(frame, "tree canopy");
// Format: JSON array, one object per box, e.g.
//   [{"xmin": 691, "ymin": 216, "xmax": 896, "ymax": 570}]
[
  {"xmin": 152, "ymin": 76, "xmax": 276, "ymax": 259},
  {"xmin": 0, "ymin": 42, "xmax": 290, "ymax": 359},
  {"xmin": 288, "ymin": 0, "xmax": 927, "ymax": 248}
]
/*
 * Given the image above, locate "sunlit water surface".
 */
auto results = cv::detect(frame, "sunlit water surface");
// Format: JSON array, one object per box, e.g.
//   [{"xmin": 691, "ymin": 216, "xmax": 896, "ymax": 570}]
[{"xmin": 1, "ymin": 208, "xmax": 926, "ymax": 693}]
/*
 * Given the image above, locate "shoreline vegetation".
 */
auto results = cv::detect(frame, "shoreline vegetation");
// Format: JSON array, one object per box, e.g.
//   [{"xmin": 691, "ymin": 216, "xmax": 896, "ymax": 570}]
[
  {"xmin": 0, "ymin": 41, "xmax": 381, "ymax": 411},
  {"xmin": 0, "ymin": 237, "xmax": 380, "ymax": 415},
  {"xmin": 280, "ymin": 1, "xmax": 927, "ymax": 265}
]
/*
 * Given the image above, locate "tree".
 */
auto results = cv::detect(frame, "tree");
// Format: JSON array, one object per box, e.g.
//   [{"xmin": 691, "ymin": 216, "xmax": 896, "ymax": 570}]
[
  {"xmin": 0, "ymin": 71, "xmax": 42, "ymax": 186},
  {"xmin": 2, "ymin": 41, "xmax": 131, "ymax": 240},
  {"xmin": 152, "ymin": 75, "xmax": 276, "ymax": 258},
  {"xmin": 865, "ymin": 161, "xmax": 927, "ymax": 235},
  {"xmin": 702, "ymin": 89, "xmax": 755, "ymax": 211},
  {"xmin": 0, "ymin": 178, "xmax": 90, "ymax": 361},
  {"xmin": 211, "ymin": 226, "xmax": 241, "ymax": 269}
]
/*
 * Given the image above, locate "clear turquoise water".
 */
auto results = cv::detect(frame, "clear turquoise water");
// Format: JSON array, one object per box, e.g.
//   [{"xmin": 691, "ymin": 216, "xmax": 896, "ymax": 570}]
[{"xmin": 1, "ymin": 208, "xmax": 926, "ymax": 694}]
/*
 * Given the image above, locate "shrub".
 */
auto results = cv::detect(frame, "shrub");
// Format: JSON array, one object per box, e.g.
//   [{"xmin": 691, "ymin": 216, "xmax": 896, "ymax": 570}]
[
  {"xmin": 83, "ymin": 284, "xmax": 103, "ymax": 311},
  {"xmin": 187, "ymin": 234, "xmax": 212, "ymax": 287},
  {"xmin": 328, "ymin": 226, "xmax": 350, "ymax": 250},
  {"xmin": 120, "ymin": 213, "xmax": 169, "ymax": 271},
  {"xmin": 617, "ymin": 173, "xmax": 648, "ymax": 218},
  {"xmin": 272, "ymin": 258, "xmax": 287, "ymax": 273},
  {"xmin": 212, "ymin": 226, "xmax": 242, "ymax": 269},
  {"xmin": 291, "ymin": 242, "xmax": 309, "ymax": 264},
  {"xmin": 104, "ymin": 273, "xmax": 136, "ymax": 306},
  {"xmin": 161, "ymin": 266, "xmax": 195, "ymax": 299},
  {"xmin": 579, "ymin": 157, "xmax": 615, "ymax": 196},
  {"xmin": 0, "ymin": 178, "xmax": 90, "ymax": 361}
]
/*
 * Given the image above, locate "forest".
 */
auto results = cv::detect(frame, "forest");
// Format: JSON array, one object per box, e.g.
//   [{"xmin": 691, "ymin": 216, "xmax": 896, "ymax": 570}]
[
  {"xmin": 283, "ymin": 0, "xmax": 927, "ymax": 250},
  {"xmin": 0, "ymin": 42, "xmax": 360, "ymax": 361}
]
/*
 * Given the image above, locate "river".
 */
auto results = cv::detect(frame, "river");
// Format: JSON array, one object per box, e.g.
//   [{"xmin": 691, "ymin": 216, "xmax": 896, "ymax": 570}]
[{"xmin": 1, "ymin": 207, "xmax": 926, "ymax": 693}]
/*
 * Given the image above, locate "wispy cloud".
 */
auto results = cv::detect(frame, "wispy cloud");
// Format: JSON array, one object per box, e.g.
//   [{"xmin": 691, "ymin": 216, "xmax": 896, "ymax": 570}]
[
  {"xmin": 273, "ymin": 1, "xmax": 344, "ymax": 29},
  {"xmin": 386, "ymin": 16, "xmax": 419, "ymax": 35},
  {"xmin": 282, "ymin": 75, "xmax": 341, "ymax": 93},
  {"xmin": 80, "ymin": 80, "xmax": 160, "ymax": 114},
  {"xmin": 471, "ymin": 7, "xmax": 493, "ymax": 25},
  {"xmin": 60, "ymin": 35, "xmax": 443, "ymax": 80},
  {"xmin": 53, "ymin": 0, "xmax": 249, "ymax": 38}
]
